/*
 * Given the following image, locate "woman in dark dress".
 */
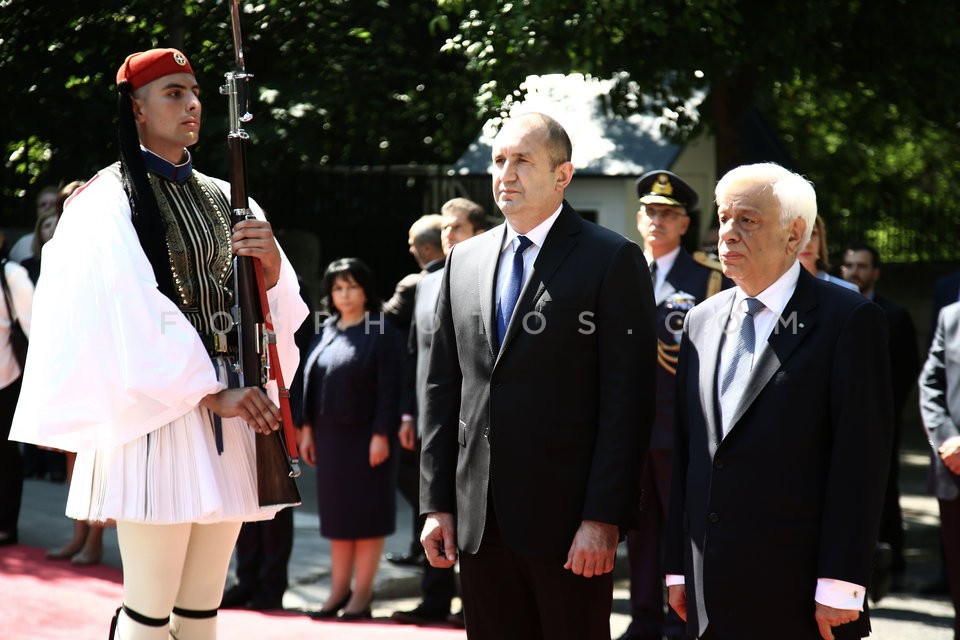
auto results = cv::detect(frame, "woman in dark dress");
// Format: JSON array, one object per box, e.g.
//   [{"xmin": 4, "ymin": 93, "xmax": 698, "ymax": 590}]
[{"xmin": 298, "ymin": 258, "xmax": 402, "ymax": 620}]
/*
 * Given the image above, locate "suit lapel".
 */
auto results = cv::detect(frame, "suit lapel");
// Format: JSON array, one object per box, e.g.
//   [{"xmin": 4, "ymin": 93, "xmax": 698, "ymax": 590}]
[
  {"xmin": 726, "ymin": 268, "xmax": 818, "ymax": 434},
  {"xmin": 495, "ymin": 204, "xmax": 581, "ymax": 366},
  {"xmin": 479, "ymin": 224, "xmax": 508, "ymax": 359}
]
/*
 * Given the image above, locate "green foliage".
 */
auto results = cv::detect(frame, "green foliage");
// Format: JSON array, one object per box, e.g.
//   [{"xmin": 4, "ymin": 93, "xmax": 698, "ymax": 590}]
[
  {"xmin": 433, "ymin": 0, "xmax": 960, "ymax": 262},
  {"xmin": 4, "ymin": 0, "xmax": 959, "ymax": 263},
  {"xmin": 0, "ymin": 0, "xmax": 482, "ymax": 227}
]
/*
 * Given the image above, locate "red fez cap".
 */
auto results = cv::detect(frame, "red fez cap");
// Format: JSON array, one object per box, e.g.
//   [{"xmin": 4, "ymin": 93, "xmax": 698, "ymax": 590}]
[{"xmin": 116, "ymin": 48, "xmax": 194, "ymax": 91}]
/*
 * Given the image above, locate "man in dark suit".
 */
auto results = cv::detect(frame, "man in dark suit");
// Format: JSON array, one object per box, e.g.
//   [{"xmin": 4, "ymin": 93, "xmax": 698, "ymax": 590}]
[
  {"xmin": 665, "ymin": 163, "xmax": 893, "ymax": 640},
  {"xmin": 383, "ymin": 214, "xmax": 445, "ymax": 336},
  {"xmin": 920, "ymin": 301, "xmax": 960, "ymax": 639},
  {"xmin": 841, "ymin": 242, "xmax": 920, "ymax": 589},
  {"xmin": 384, "ymin": 213, "xmax": 444, "ymax": 565},
  {"xmin": 419, "ymin": 112, "xmax": 657, "ymax": 640},
  {"xmin": 620, "ymin": 170, "xmax": 728, "ymax": 640}
]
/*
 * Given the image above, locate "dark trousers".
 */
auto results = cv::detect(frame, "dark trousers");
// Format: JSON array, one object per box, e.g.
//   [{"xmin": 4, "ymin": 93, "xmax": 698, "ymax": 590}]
[
  {"xmin": 878, "ymin": 418, "xmax": 905, "ymax": 573},
  {"xmin": 700, "ymin": 621, "xmax": 866, "ymax": 640},
  {"xmin": 939, "ymin": 497, "xmax": 960, "ymax": 640},
  {"xmin": 234, "ymin": 506, "xmax": 294, "ymax": 600},
  {"xmin": 624, "ymin": 449, "xmax": 687, "ymax": 638},
  {"xmin": 396, "ymin": 443, "xmax": 422, "ymax": 555},
  {"xmin": 0, "ymin": 377, "xmax": 23, "ymax": 536},
  {"xmin": 398, "ymin": 440, "xmax": 456, "ymax": 612},
  {"xmin": 21, "ymin": 443, "xmax": 65, "ymax": 478},
  {"xmin": 421, "ymin": 561, "xmax": 457, "ymax": 613},
  {"xmin": 701, "ymin": 602, "xmax": 870, "ymax": 639},
  {"xmin": 459, "ymin": 503, "xmax": 613, "ymax": 640}
]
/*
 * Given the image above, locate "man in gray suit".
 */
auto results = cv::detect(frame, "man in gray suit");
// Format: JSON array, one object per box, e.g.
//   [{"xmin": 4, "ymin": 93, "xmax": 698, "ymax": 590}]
[
  {"xmin": 392, "ymin": 197, "xmax": 489, "ymax": 627},
  {"xmin": 419, "ymin": 112, "xmax": 657, "ymax": 639},
  {"xmin": 919, "ymin": 301, "xmax": 960, "ymax": 639}
]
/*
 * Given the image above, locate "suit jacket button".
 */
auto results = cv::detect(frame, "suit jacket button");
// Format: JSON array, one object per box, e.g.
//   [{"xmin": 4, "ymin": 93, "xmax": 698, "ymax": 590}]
[
  {"xmin": 708, "ymin": 512, "xmax": 720, "ymax": 523},
  {"xmin": 483, "ymin": 427, "xmax": 490, "ymax": 437},
  {"xmin": 714, "ymin": 458, "xmax": 724, "ymax": 469}
]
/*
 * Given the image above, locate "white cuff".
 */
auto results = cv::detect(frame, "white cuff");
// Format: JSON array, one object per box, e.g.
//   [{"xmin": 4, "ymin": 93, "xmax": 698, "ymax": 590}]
[
  {"xmin": 815, "ymin": 578, "xmax": 866, "ymax": 611},
  {"xmin": 665, "ymin": 574, "xmax": 685, "ymax": 587}
]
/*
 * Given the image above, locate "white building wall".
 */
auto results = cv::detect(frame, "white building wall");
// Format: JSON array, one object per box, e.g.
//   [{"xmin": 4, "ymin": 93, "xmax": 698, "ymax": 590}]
[
  {"xmin": 670, "ymin": 133, "xmax": 717, "ymax": 239},
  {"xmin": 564, "ymin": 132, "xmax": 717, "ymax": 247},
  {"xmin": 564, "ymin": 179, "xmax": 634, "ymax": 239}
]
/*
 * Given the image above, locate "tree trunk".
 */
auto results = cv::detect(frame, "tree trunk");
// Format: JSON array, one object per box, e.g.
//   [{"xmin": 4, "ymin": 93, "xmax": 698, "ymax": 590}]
[{"xmin": 709, "ymin": 66, "xmax": 760, "ymax": 178}]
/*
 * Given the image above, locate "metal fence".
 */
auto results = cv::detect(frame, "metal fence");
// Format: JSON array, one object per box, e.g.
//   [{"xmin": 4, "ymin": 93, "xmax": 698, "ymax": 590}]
[{"xmin": 259, "ymin": 167, "xmax": 960, "ymax": 305}]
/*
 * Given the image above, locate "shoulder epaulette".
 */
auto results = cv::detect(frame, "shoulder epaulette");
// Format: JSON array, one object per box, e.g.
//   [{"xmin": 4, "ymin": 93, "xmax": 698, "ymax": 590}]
[
  {"xmin": 693, "ymin": 251, "xmax": 724, "ymax": 299},
  {"xmin": 692, "ymin": 250, "xmax": 723, "ymax": 273}
]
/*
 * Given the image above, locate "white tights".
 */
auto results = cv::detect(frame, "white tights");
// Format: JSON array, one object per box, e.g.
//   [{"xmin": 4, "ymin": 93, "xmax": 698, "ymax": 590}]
[{"xmin": 112, "ymin": 520, "xmax": 242, "ymax": 640}]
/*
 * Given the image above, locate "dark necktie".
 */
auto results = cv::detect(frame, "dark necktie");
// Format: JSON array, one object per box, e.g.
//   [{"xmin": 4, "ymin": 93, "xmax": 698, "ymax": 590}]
[
  {"xmin": 719, "ymin": 297, "xmax": 764, "ymax": 433},
  {"xmin": 649, "ymin": 260, "xmax": 658, "ymax": 288},
  {"xmin": 496, "ymin": 235, "xmax": 533, "ymax": 348}
]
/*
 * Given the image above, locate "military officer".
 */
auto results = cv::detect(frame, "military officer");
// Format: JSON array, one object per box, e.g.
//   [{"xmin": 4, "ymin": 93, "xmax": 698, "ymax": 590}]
[{"xmin": 621, "ymin": 170, "xmax": 729, "ymax": 640}]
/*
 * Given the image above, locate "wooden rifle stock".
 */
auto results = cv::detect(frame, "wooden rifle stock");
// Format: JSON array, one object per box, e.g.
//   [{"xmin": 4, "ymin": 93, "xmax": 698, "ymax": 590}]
[{"xmin": 225, "ymin": 0, "xmax": 300, "ymax": 507}]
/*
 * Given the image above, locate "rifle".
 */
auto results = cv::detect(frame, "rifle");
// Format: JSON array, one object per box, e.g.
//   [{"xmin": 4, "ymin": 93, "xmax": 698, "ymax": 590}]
[{"xmin": 222, "ymin": 0, "xmax": 301, "ymax": 507}]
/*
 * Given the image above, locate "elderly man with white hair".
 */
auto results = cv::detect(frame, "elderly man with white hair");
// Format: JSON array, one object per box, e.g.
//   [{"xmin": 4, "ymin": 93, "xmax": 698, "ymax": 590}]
[{"xmin": 664, "ymin": 163, "xmax": 893, "ymax": 640}]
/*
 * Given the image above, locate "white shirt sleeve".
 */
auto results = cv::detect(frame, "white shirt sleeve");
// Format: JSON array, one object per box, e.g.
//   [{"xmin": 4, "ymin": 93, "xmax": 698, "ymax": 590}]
[
  {"xmin": 815, "ymin": 578, "xmax": 866, "ymax": 611},
  {"xmin": 10, "ymin": 174, "xmax": 224, "ymax": 452},
  {"xmin": 661, "ymin": 574, "xmax": 865, "ymax": 611}
]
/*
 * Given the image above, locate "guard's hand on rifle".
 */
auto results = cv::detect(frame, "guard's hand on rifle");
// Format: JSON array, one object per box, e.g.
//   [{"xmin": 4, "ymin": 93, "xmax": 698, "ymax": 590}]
[
  {"xmin": 200, "ymin": 387, "xmax": 280, "ymax": 435},
  {"xmin": 232, "ymin": 219, "xmax": 282, "ymax": 289}
]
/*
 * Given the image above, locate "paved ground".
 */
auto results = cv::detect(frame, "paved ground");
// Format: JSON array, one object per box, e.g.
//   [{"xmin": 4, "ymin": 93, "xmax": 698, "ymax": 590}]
[{"xmin": 14, "ymin": 418, "xmax": 957, "ymax": 639}]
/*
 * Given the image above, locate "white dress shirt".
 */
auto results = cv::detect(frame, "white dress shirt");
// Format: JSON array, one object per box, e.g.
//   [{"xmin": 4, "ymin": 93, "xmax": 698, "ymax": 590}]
[
  {"xmin": 647, "ymin": 245, "xmax": 680, "ymax": 306},
  {"xmin": 717, "ymin": 260, "xmax": 802, "ymax": 407},
  {"xmin": 495, "ymin": 203, "xmax": 563, "ymax": 313}
]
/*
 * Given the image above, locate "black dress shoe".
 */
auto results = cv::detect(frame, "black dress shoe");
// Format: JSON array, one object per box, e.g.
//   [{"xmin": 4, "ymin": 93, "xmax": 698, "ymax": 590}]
[
  {"xmin": 246, "ymin": 594, "xmax": 284, "ymax": 611},
  {"xmin": 919, "ymin": 576, "xmax": 950, "ymax": 595},
  {"xmin": 890, "ymin": 571, "xmax": 906, "ymax": 593},
  {"xmin": 309, "ymin": 591, "xmax": 352, "ymax": 619},
  {"xmin": 338, "ymin": 607, "xmax": 372, "ymax": 621},
  {"xmin": 446, "ymin": 610, "xmax": 465, "ymax": 628},
  {"xmin": 384, "ymin": 550, "xmax": 425, "ymax": 566},
  {"xmin": 220, "ymin": 585, "xmax": 252, "ymax": 609},
  {"xmin": 0, "ymin": 531, "xmax": 18, "ymax": 547},
  {"xmin": 391, "ymin": 604, "xmax": 449, "ymax": 624}
]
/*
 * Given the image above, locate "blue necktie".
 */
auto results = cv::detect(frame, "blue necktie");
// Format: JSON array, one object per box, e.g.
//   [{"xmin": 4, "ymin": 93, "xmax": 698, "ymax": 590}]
[
  {"xmin": 719, "ymin": 297, "xmax": 764, "ymax": 433},
  {"xmin": 496, "ymin": 235, "xmax": 533, "ymax": 348}
]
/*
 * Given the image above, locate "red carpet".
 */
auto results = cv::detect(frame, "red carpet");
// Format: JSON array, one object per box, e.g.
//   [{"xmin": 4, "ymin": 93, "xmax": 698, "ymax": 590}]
[{"xmin": 1, "ymin": 545, "xmax": 466, "ymax": 640}]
